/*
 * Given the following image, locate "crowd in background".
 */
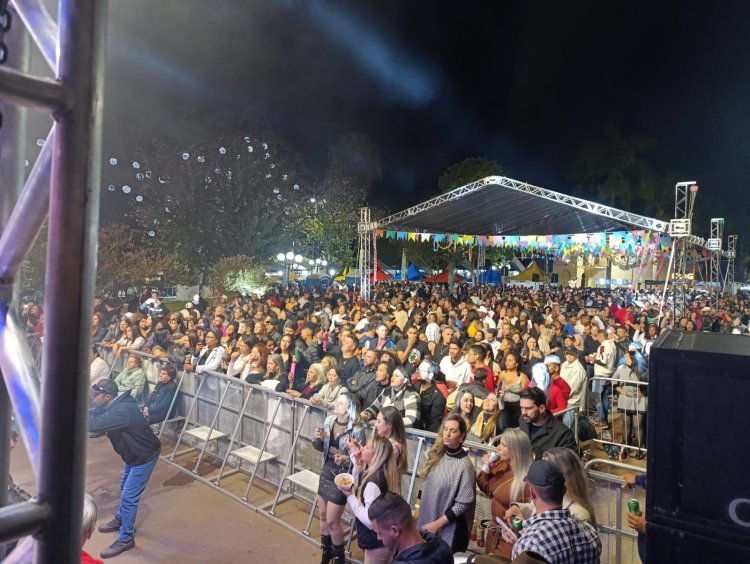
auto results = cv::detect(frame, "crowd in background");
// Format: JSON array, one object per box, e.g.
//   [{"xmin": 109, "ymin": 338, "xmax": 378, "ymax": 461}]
[{"xmin": 14, "ymin": 281, "xmax": 749, "ymax": 563}]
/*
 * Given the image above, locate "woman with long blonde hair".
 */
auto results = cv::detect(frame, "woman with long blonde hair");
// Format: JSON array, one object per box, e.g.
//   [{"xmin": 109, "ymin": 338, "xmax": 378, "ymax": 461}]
[
  {"xmin": 476, "ymin": 428, "xmax": 534, "ymax": 558},
  {"xmin": 338, "ymin": 434, "xmax": 399, "ymax": 564},
  {"xmin": 542, "ymin": 447, "xmax": 597, "ymax": 526}
]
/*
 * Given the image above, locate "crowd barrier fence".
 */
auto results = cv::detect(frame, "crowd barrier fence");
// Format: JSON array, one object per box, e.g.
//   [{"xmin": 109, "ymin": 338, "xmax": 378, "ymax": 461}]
[
  {"xmin": 585, "ymin": 458, "xmax": 646, "ymax": 564},
  {"xmin": 589, "ymin": 375, "xmax": 649, "ymax": 459},
  {"xmin": 120, "ymin": 351, "xmax": 641, "ymax": 562}
]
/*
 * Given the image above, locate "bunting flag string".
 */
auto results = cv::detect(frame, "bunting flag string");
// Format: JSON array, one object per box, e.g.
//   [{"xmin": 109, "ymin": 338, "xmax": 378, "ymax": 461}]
[{"xmin": 378, "ymin": 227, "xmax": 672, "ymax": 261}]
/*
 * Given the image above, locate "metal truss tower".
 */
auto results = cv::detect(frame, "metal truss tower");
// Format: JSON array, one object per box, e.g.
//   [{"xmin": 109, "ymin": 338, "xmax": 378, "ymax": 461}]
[
  {"xmin": 661, "ymin": 182, "xmax": 704, "ymax": 315},
  {"xmin": 0, "ymin": 1, "xmax": 106, "ymax": 561},
  {"xmin": 707, "ymin": 218, "xmax": 724, "ymax": 309},
  {"xmin": 724, "ymin": 234, "xmax": 738, "ymax": 295},
  {"xmin": 358, "ymin": 207, "xmax": 371, "ymax": 299}
]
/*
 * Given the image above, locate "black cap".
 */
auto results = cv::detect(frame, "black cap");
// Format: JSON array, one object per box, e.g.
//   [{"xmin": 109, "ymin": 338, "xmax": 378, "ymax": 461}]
[
  {"xmin": 524, "ymin": 460, "xmax": 565, "ymax": 488},
  {"xmin": 92, "ymin": 379, "xmax": 119, "ymax": 396}
]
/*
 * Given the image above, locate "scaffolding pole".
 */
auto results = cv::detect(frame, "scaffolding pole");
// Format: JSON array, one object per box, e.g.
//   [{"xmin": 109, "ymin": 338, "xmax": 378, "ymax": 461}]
[
  {"xmin": 708, "ymin": 218, "xmax": 724, "ymax": 309},
  {"xmin": 0, "ymin": 1, "xmax": 107, "ymax": 562},
  {"xmin": 724, "ymin": 234, "xmax": 738, "ymax": 295},
  {"xmin": 358, "ymin": 207, "xmax": 371, "ymax": 300}
]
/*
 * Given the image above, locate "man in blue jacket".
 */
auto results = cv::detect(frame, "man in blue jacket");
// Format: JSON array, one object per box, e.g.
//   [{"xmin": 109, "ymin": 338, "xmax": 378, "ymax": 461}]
[{"xmin": 89, "ymin": 379, "xmax": 162, "ymax": 559}]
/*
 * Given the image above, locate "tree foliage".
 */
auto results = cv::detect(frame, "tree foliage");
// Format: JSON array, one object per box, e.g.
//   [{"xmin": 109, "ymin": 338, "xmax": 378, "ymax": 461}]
[
  {"xmin": 127, "ymin": 130, "xmax": 311, "ymax": 273},
  {"xmin": 96, "ymin": 223, "xmax": 191, "ymax": 296},
  {"xmin": 209, "ymin": 254, "xmax": 270, "ymax": 298},
  {"xmin": 437, "ymin": 156, "xmax": 504, "ymax": 194},
  {"xmin": 295, "ymin": 169, "xmax": 368, "ymax": 268},
  {"xmin": 19, "ymin": 222, "xmax": 48, "ymax": 297}
]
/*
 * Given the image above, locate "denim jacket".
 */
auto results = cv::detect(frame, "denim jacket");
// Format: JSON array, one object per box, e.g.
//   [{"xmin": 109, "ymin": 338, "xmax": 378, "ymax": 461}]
[{"xmin": 312, "ymin": 413, "xmax": 365, "ymax": 466}]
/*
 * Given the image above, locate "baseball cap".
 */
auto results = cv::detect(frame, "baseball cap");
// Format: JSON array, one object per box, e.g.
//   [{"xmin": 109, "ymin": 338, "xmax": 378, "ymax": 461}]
[
  {"xmin": 92, "ymin": 379, "xmax": 119, "ymax": 396},
  {"xmin": 564, "ymin": 347, "xmax": 579, "ymax": 357},
  {"xmin": 544, "ymin": 355, "xmax": 561, "ymax": 365},
  {"xmin": 524, "ymin": 460, "xmax": 565, "ymax": 488}
]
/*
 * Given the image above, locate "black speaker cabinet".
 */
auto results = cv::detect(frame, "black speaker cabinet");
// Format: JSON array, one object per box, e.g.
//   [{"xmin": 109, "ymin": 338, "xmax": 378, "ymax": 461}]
[{"xmin": 647, "ymin": 329, "xmax": 750, "ymax": 562}]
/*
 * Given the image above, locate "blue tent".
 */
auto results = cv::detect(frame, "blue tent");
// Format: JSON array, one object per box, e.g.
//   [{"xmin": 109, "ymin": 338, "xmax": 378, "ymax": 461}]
[
  {"xmin": 303, "ymin": 274, "xmax": 332, "ymax": 291},
  {"xmin": 406, "ymin": 262, "xmax": 425, "ymax": 281},
  {"xmin": 477, "ymin": 269, "xmax": 502, "ymax": 284}
]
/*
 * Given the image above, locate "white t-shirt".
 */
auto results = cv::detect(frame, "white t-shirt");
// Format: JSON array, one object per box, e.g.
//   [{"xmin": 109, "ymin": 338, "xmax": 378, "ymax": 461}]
[{"xmin": 439, "ymin": 356, "xmax": 474, "ymax": 386}]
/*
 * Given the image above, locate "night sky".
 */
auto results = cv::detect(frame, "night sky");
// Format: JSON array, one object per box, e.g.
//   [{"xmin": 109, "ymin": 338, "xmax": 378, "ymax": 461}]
[{"xmin": 23, "ymin": 0, "xmax": 750, "ymax": 258}]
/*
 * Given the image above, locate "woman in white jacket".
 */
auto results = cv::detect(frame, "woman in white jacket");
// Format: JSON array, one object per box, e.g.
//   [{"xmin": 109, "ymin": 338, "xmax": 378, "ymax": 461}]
[{"xmin": 337, "ymin": 434, "xmax": 400, "ymax": 564}]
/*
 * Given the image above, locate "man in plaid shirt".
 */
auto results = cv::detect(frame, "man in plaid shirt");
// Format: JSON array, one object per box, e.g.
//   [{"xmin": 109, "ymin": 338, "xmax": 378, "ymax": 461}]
[{"xmin": 509, "ymin": 460, "xmax": 601, "ymax": 563}]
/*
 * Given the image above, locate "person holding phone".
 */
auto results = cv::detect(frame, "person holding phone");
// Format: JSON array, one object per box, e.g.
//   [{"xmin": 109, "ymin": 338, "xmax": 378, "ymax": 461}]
[{"xmin": 501, "ymin": 460, "xmax": 601, "ymax": 563}]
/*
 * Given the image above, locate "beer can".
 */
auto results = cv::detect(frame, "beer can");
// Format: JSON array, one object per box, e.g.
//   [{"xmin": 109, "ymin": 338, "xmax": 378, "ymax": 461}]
[
  {"xmin": 511, "ymin": 516, "xmax": 523, "ymax": 532},
  {"xmin": 628, "ymin": 499, "xmax": 642, "ymax": 516}
]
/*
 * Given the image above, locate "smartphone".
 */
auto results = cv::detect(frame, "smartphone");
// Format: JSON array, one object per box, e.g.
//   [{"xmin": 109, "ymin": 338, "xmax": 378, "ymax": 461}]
[{"xmin": 495, "ymin": 516, "xmax": 520, "ymax": 538}]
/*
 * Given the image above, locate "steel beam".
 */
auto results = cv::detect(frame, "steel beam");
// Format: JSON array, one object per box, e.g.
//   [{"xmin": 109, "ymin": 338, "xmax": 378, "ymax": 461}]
[
  {"xmin": 0, "ymin": 65, "xmax": 69, "ymax": 111},
  {"xmin": 9, "ymin": 0, "xmax": 58, "ymax": 70},
  {"xmin": 0, "ymin": 500, "xmax": 52, "ymax": 544},
  {"xmin": 373, "ymin": 176, "xmax": 669, "ymax": 233},
  {"xmin": 0, "ymin": 126, "xmax": 53, "ymax": 280},
  {"xmin": 35, "ymin": 0, "xmax": 106, "ymax": 561},
  {"xmin": 358, "ymin": 207, "xmax": 371, "ymax": 299}
]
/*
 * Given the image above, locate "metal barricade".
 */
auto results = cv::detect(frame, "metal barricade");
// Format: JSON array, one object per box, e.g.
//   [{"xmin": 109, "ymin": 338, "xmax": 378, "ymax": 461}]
[
  {"xmin": 152, "ymin": 370, "xmax": 638, "ymax": 562},
  {"xmin": 590, "ymin": 374, "xmax": 649, "ymax": 459},
  {"xmin": 157, "ymin": 369, "xmax": 331, "ymax": 544},
  {"xmin": 585, "ymin": 458, "xmax": 646, "ymax": 564}
]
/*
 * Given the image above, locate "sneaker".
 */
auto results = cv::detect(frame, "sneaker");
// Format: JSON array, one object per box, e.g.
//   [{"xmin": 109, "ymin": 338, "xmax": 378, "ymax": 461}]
[
  {"xmin": 101, "ymin": 538, "xmax": 135, "ymax": 559},
  {"xmin": 98, "ymin": 516, "xmax": 122, "ymax": 534},
  {"xmin": 619, "ymin": 450, "xmax": 629, "ymax": 460}
]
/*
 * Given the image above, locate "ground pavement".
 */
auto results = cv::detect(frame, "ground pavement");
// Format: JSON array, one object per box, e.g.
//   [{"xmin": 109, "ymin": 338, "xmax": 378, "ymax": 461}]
[{"xmin": 9, "ymin": 437, "xmax": 320, "ymax": 563}]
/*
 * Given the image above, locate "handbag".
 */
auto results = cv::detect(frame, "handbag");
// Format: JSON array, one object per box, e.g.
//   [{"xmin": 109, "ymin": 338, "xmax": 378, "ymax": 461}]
[{"xmin": 577, "ymin": 414, "xmax": 597, "ymax": 442}]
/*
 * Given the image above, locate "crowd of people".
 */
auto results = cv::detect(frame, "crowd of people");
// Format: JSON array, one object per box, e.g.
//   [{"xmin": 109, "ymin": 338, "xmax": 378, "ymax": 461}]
[{"xmin": 16, "ymin": 280, "xmax": 743, "ymax": 562}]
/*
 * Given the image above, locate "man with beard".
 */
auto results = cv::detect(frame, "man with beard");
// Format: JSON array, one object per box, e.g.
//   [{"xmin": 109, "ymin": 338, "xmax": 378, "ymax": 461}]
[{"xmin": 518, "ymin": 387, "xmax": 577, "ymax": 459}]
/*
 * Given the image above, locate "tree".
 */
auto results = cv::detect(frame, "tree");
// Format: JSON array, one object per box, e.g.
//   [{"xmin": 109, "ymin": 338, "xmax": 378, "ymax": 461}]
[
  {"xmin": 295, "ymin": 169, "xmax": 368, "ymax": 269},
  {"xmin": 124, "ymin": 129, "xmax": 310, "ymax": 273},
  {"xmin": 568, "ymin": 123, "xmax": 656, "ymax": 211},
  {"xmin": 437, "ymin": 157, "xmax": 504, "ymax": 194},
  {"xmin": 210, "ymin": 255, "xmax": 270, "ymax": 299},
  {"xmin": 96, "ymin": 224, "xmax": 191, "ymax": 296},
  {"xmin": 19, "ymin": 222, "xmax": 47, "ymax": 297}
]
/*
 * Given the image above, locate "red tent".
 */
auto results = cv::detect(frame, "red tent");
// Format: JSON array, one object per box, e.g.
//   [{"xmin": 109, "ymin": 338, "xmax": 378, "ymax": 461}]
[
  {"xmin": 423, "ymin": 267, "xmax": 464, "ymax": 283},
  {"xmin": 369, "ymin": 267, "xmax": 393, "ymax": 282}
]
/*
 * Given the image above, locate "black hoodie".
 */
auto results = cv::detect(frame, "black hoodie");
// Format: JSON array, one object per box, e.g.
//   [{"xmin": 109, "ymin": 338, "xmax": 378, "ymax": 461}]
[{"xmin": 394, "ymin": 532, "xmax": 453, "ymax": 564}]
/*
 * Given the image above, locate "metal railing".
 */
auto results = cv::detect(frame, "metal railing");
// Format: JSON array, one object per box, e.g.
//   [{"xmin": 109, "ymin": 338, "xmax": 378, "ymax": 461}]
[
  {"xmin": 585, "ymin": 458, "xmax": 646, "ymax": 564},
  {"xmin": 140, "ymin": 358, "xmax": 640, "ymax": 562},
  {"xmin": 589, "ymin": 374, "xmax": 649, "ymax": 458}
]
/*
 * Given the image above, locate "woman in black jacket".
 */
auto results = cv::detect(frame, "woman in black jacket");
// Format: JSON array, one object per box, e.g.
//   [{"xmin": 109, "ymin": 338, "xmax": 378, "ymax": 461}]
[{"xmin": 143, "ymin": 365, "xmax": 178, "ymax": 424}]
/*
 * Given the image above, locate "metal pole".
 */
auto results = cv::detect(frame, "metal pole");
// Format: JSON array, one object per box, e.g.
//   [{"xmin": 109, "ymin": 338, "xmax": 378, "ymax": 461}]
[
  {"xmin": 36, "ymin": 1, "xmax": 106, "ymax": 561},
  {"xmin": 0, "ymin": 127, "xmax": 54, "ymax": 280},
  {"xmin": 8, "ymin": 0, "xmax": 58, "ymax": 70},
  {"xmin": 0, "ymin": 2, "xmax": 29, "ymax": 529},
  {"xmin": 0, "ymin": 500, "xmax": 52, "ymax": 544}
]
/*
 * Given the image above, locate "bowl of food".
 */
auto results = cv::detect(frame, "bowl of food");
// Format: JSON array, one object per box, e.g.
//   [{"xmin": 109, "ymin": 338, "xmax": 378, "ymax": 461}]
[{"xmin": 334, "ymin": 473, "xmax": 354, "ymax": 489}]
